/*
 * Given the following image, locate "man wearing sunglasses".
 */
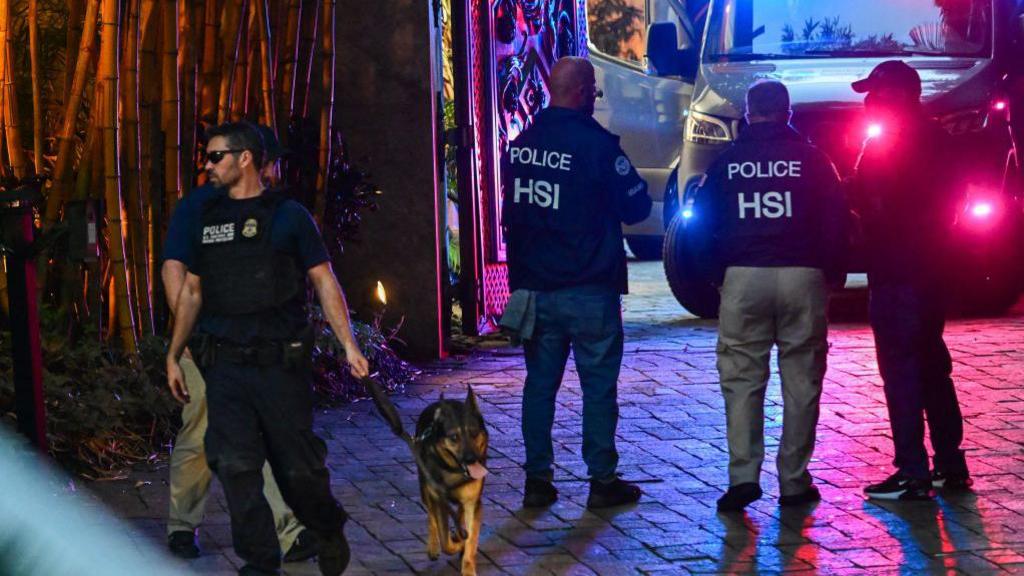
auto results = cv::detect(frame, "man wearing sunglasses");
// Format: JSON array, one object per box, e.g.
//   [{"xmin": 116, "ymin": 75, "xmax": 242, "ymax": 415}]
[
  {"xmin": 165, "ymin": 121, "xmax": 368, "ymax": 576},
  {"xmin": 161, "ymin": 124, "xmax": 319, "ymax": 565}
]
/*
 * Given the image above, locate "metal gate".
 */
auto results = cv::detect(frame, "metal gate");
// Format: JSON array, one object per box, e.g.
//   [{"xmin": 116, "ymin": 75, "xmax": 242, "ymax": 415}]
[{"xmin": 454, "ymin": 0, "xmax": 589, "ymax": 334}]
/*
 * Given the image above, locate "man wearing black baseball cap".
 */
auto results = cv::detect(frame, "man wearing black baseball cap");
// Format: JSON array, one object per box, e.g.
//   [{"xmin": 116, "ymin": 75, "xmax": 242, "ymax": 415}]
[{"xmin": 849, "ymin": 61, "xmax": 971, "ymax": 501}]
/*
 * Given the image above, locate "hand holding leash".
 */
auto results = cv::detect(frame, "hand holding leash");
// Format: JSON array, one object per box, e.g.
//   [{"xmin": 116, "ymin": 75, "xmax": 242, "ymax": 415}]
[{"xmin": 345, "ymin": 343, "xmax": 370, "ymax": 379}]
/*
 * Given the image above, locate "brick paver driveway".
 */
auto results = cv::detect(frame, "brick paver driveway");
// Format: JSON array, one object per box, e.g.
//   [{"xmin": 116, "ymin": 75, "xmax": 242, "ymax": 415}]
[{"xmin": 91, "ymin": 262, "xmax": 1024, "ymax": 574}]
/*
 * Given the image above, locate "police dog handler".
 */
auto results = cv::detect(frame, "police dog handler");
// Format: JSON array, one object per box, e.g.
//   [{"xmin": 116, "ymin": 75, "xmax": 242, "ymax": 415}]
[
  {"xmin": 500, "ymin": 56, "xmax": 652, "ymax": 510},
  {"xmin": 166, "ymin": 122, "xmax": 369, "ymax": 576},
  {"xmin": 161, "ymin": 124, "xmax": 317, "ymax": 563},
  {"xmin": 690, "ymin": 80, "xmax": 848, "ymax": 512}
]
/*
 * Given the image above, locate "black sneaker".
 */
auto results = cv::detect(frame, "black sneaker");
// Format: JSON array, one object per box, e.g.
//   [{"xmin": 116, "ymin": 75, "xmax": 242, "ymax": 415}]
[
  {"xmin": 716, "ymin": 483, "xmax": 763, "ymax": 512},
  {"xmin": 283, "ymin": 529, "xmax": 320, "ymax": 563},
  {"xmin": 865, "ymin": 472, "xmax": 934, "ymax": 501},
  {"xmin": 167, "ymin": 530, "xmax": 200, "ymax": 559},
  {"xmin": 586, "ymin": 477, "xmax": 642, "ymax": 509},
  {"xmin": 523, "ymin": 477, "xmax": 558, "ymax": 508},
  {"xmin": 932, "ymin": 470, "xmax": 973, "ymax": 491},
  {"xmin": 316, "ymin": 529, "xmax": 350, "ymax": 576},
  {"xmin": 779, "ymin": 486, "xmax": 821, "ymax": 507}
]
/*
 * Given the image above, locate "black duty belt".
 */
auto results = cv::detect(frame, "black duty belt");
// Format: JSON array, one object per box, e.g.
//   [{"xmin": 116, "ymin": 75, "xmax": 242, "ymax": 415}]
[{"xmin": 189, "ymin": 329, "xmax": 313, "ymax": 370}]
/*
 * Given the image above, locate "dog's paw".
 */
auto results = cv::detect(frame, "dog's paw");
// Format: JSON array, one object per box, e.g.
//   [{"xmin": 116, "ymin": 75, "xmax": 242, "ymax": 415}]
[
  {"xmin": 427, "ymin": 543, "xmax": 440, "ymax": 561},
  {"xmin": 460, "ymin": 561, "xmax": 477, "ymax": 576},
  {"xmin": 443, "ymin": 538, "xmax": 465, "ymax": 555}
]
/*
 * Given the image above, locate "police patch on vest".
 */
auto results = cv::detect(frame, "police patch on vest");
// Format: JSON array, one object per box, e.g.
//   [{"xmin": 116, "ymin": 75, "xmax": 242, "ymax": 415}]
[
  {"xmin": 614, "ymin": 156, "xmax": 631, "ymax": 176},
  {"xmin": 242, "ymin": 218, "xmax": 259, "ymax": 238},
  {"xmin": 202, "ymin": 223, "xmax": 235, "ymax": 244}
]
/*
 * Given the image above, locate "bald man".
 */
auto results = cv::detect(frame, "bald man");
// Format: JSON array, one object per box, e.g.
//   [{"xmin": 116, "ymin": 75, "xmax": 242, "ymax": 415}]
[{"xmin": 500, "ymin": 57, "xmax": 651, "ymax": 510}]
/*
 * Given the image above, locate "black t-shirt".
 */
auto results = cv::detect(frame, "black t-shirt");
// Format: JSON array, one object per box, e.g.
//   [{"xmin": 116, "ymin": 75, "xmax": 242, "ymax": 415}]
[
  {"xmin": 161, "ymin": 183, "xmax": 223, "ymax": 267},
  {"xmin": 190, "ymin": 194, "xmax": 329, "ymax": 344}
]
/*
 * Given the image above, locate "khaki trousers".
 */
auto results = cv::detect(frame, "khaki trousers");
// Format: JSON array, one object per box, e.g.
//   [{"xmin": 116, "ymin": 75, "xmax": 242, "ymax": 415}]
[
  {"xmin": 167, "ymin": 357, "xmax": 303, "ymax": 553},
  {"xmin": 717, "ymin": 267, "xmax": 828, "ymax": 496}
]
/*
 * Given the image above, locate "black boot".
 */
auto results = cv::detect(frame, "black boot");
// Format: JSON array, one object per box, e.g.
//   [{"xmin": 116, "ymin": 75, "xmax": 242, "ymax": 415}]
[
  {"xmin": 523, "ymin": 477, "xmax": 559, "ymax": 508},
  {"xmin": 586, "ymin": 477, "xmax": 642, "ymax": 509},
  {"xmin": 167, "ymin": 530, "xmax": 200, "ymax": 559},
  {"xmin": 283, "ymin": 529, "xmax": 320, "ymax": 562},
  {"xmin": 317, "ymin": 529, "xmax": 350, "ymax": 576},
  {"xmin": 716, "ymin": 483, "xmax": 762, "ymax": 512}
]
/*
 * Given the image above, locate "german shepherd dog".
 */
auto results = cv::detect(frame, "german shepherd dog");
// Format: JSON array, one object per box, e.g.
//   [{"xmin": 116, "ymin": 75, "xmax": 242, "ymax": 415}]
[{"xmin": 361, "ymin": 378, "xmax": 489, "ymax": 575}]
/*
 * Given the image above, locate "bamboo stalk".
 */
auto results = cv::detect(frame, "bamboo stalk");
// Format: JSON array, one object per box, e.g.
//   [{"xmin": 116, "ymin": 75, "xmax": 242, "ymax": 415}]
[
  {"xmin": 29, "ymin": 0, "xmax": 42, "ymax": 173},
  {"xmin": 161, "ymin": 0, "xmax": 181, "ymax": 218},
  {"xmin": 199, "ymin": 0, "xmax": 220, "ymax": 121},
  {"xmin": 277, "ymin": 0, "xmax": 301, "ymax": 140},
  {"xmin": 314, "ymin": 0, "xmax": 335, "ymax": 222},
  {"xmin": 296, "ymin": 0, "xmax": 318, "ymax": 118},
  {"xmin": 0, "ymin": 0, "xmax": 29, "ymax": 179},
  {"xmin": 180, "ymin": 0, "xmax": 197, "ymax": 190},
  {"xmin": 65, "ymin": 0, "xmax": 84, "ymax": 106},
  {"xmin": 253, "ymin": 0, "xmax": 275, "ymax": 129},
  {"xmin": 230, "ymin": 5, "xmax": 253, "ymax": 121},
  {"xmin": 45, "ymin": 0, "xmax": 101, "ymax": 227},
  {"xmin": 100, "ymin": 0, "xmax": 138, "ymax": 351},
  {"xmin": 123, "ymin": 0, "xmax": 153, "ymax": 335},
  {"xmin": 217, "ymin": 0, "xmax": 245, "ymax": 123},
  {"xmin": 241, "ymin": 20, "xmax": 257, "ymax": 119},
  {"xmin": 139, "ymin": 0, "xmax": 158, "ymax": 309}
]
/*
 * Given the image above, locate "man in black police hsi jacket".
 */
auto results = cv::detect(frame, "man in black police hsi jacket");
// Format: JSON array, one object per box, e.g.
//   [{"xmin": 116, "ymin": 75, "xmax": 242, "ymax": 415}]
[
  {"xmin": 851, "ymin": 61, "xmax": 972, "ymax": 501},
  {"xmin": 690, "ymin": 80, "xmax": 848, "ymax": 512},
  {"xmin": 501, "ymin": 56, "xmax": 652, "ymax": 510}
]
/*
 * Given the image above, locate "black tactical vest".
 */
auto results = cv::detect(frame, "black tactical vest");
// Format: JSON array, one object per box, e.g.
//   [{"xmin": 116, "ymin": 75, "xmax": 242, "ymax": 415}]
[{"xmin": 196, "ymin": 192, "xmax": 304, "ymax": 316}]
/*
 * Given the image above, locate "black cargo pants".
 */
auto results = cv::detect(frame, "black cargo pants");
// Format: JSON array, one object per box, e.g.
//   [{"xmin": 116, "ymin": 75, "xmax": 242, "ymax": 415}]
[
  {"xmin": 203, "ymin": 352, "xmax": 346, "ymax": 572},
  {"xmin": 868, "ymin": 280, "xmax": 969, "ymax": 480}
]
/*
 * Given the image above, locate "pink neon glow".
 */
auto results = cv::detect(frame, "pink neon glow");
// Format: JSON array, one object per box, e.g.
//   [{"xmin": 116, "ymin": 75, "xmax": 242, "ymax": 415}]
[
  {"xmin": 866, "ymin": 124, "xmax": 883, "ymax": 138},
  {"xmin": 993, "ymin": 100, "xmax": 1008, "ymax": 111}
]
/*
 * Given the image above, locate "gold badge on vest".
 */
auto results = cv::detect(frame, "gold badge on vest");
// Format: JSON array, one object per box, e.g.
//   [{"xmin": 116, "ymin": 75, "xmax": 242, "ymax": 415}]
[{"xmin": 242, "ymin": 218, "xmax": 259, "ymax": 238}]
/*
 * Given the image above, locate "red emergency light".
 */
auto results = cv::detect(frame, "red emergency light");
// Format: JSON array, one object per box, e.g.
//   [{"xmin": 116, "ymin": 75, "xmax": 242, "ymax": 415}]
[
  {"xmin": 970, "ymin": 201, "xmax": 993, "ymax": 218},
  {"xmin": 992, "ymin": 100, "xmax": 1008, "ymax": 112},
  {"xmin": 960, "ymin": 184, "xmax": 1003, "ymax": 231},
  {"xmin": 866, "ymin": 123, "xmax": 883, "ymax": 139}
]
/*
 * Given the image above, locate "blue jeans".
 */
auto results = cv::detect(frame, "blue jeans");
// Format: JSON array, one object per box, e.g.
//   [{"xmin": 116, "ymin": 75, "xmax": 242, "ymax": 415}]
[
  {"xmin": 521, "ymin": 285, "xmax": 624, "ymax": 482},
  {"xmin": 869, "ymin": 281, "xmax": 968, "ymax": 480}
]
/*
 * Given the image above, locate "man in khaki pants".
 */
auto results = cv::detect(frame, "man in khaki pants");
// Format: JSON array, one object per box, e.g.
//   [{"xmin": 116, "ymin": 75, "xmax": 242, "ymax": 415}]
[
  {"xmin": 161, "ymin": 126, "xmax": 316, "ymax": 561},
  {"xmin": 690, "ymin": 80, "xmax": 848, "ymax": 512}
]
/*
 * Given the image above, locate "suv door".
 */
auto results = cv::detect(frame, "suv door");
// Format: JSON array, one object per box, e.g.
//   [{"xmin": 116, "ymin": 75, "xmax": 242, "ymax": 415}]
[{"xmin": 588, "ymin": 0, "xmax": 704, "ymax": 258}]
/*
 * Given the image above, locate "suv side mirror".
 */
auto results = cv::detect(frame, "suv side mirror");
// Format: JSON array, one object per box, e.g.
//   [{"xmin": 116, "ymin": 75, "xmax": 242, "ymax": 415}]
[{"xmin": 646, "ymin": 21, "xmax": 697, "ymax": 78}]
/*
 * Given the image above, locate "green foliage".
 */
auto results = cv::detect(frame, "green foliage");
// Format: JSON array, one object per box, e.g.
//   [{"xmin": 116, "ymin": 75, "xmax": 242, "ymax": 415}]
[
  {"xmin": 8, "ymin": 0, "xmax": 72, "ymax": 174},
  {"xmin": 588, "ymin": 0, "xmax": 644, "ymax": 61},
  {"xmin": 781, "ymin": 16, "xmax": 854, "ymax": 53},
  {"xmin": 0, "ymin": 307, "xmax": 179, "ymax": 480},
  {"xmin": 781, "ymin": 16, "xmax": 899, "ymax": 53},
  {"xmin": 1, "ymin": 305, "xmax": 418, "ymax": 478},
  {"xmin": 308, "ymin": 306, "xmax": 418, "ymax": 406}
]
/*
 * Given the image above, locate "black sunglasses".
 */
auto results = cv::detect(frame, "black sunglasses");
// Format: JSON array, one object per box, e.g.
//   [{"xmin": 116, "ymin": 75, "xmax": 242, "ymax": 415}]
[{"xmin": 206, "ymin": 149, "xmax": 246, "ymax": 164}]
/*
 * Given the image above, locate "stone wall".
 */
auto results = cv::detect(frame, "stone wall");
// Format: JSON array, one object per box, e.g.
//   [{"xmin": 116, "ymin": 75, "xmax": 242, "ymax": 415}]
[{"xmin": 334, "ymin": 0, "xmax": 444, "ymax": 359}]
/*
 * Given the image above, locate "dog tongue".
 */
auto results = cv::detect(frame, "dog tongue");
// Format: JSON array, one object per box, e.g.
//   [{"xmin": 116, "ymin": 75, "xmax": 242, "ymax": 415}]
[{"xmin": 467, "ymin": 463, "xmax": 489, "ymax": 480}]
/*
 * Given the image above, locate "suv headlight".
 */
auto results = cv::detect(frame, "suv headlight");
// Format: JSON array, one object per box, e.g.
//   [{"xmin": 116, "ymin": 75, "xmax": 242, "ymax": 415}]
[{"xmin": 685, "ymin": 111, "xmax": 733, "ymax": 144}]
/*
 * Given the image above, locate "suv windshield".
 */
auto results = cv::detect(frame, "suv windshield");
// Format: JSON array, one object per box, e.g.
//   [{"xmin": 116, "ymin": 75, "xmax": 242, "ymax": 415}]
[{"xmin": 704, "ymin": 0, "xmax": 992, "ymax": 62}]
